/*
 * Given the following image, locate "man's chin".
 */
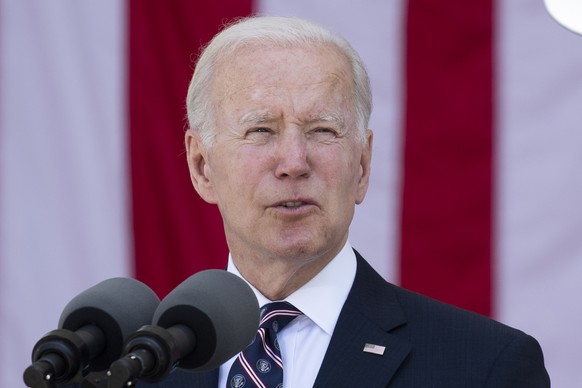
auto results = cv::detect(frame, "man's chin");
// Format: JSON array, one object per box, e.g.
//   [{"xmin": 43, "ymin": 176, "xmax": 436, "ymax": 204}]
[{"xmin": 265, "ymin": 240, "xmax": 335, "ymax": 264}]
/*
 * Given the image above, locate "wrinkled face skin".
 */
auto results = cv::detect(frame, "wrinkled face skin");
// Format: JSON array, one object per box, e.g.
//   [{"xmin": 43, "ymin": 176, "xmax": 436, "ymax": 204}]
[{"xmin": 186, "ymin": 43, "xmax": 372, "ymax": 295}]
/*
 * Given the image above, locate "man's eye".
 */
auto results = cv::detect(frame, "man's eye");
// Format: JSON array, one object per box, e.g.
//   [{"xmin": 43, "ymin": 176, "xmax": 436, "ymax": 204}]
[
  {"xmin": 312, "ymin": 127, "xmax": 337, "ymax": 136},
  {"xmin": 244, "ymin": 127, "xmax": 273, "ymax": 140},
  {"xmin": 252, "ymin": 127, "xmax": 271, "ymax": 133},
  {"xmin": 245, "ymin": 127, "xmax": 270, "ymax": 136}
]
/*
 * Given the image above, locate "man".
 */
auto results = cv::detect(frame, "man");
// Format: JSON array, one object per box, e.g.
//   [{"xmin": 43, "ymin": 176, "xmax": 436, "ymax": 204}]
[{"xmin": 151, "ymin": 16, "xmax": 550, "ymax": 387}]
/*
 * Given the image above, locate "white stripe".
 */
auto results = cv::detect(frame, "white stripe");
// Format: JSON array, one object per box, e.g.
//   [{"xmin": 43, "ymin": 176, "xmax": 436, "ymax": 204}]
[
  {"xmin": 496, "ymin": 1, "xmax": 582, "ymax": 386},
  {"xmin": 0, "ymin": 1, "xmax": 129, "ymax": 387}
]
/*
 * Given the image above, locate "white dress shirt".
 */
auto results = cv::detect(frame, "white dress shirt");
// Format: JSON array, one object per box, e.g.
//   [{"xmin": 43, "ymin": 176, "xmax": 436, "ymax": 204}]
[{"xmin": 218, "ymin": 242, "xmax": 357, "ymax": 388}]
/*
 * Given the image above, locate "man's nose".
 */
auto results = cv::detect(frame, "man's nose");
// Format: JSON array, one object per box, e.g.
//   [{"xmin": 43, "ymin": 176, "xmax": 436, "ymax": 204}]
[{"xmin": 274, "ymin": 131, "xmax": 311, "ymax": 179}]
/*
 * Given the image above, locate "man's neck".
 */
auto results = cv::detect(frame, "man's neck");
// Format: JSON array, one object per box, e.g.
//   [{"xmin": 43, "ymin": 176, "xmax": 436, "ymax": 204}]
[{"xmin": 230, "ymin": 250, "xmax": 338, "ymax": 300}]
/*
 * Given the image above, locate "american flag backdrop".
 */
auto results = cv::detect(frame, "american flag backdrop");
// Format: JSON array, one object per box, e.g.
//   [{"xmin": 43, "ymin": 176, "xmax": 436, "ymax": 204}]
[{"xmin": 1, "ymin": 1, "xmax": 581, "ymax": 386}]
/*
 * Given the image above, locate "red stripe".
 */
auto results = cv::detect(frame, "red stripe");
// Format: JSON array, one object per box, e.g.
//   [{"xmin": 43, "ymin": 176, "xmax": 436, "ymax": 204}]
[
  {"xmin": 129, "ymin": 0, "xmax": 253, "ymax": 297},
  {"xmin": 400, "ymin": 0, "xmax": 494, "ymax": 316}
]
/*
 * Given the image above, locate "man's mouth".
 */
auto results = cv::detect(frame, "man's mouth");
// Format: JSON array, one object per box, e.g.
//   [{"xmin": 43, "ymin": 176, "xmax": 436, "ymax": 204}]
[{"xmin": 282, "ymin": 201, "xmax": 305, "ymax": 208}]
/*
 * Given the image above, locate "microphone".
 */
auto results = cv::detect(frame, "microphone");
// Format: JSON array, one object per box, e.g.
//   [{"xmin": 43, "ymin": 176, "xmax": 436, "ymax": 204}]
[
  {"xmin": 107, "ymin": 270, "xmax": 260, "ymax": 386},
  {"xmin": 23, "ymin": 277, "xmax": 160, "ymax": 388}
]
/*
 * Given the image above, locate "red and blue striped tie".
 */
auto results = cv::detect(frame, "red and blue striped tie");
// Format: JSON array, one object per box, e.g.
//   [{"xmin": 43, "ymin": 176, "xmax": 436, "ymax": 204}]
[{"xmin": 227, "ymin": 301, "xmax": 301, "ymax": 388}]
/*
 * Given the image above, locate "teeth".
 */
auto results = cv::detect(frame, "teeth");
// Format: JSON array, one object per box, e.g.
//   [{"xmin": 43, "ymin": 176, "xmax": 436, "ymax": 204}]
[{"xmin": 283, "ymin": 201, "xmax": 303, "ymax": 208}]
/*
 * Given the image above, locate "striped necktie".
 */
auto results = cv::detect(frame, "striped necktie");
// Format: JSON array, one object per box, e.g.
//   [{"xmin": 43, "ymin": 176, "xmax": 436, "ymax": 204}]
[{"xmin": 227, "ymin": 301, "xmax": 301, "ymax": 388}]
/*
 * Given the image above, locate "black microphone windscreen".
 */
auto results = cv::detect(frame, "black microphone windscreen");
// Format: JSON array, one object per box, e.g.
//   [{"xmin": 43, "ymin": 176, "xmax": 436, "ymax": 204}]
[
  {"xmin": 153, "ymin": 270, "xmax": 259, "ymax": 371},
  {"xmin": 58, "ymin": 277, "xmax": 160, "ymax": 371}
]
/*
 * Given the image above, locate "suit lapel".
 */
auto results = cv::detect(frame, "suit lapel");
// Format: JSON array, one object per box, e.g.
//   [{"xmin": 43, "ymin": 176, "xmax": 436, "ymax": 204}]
[{"xmin": 313, "ymin": 252, "xmax": 411, "ymax": 387}]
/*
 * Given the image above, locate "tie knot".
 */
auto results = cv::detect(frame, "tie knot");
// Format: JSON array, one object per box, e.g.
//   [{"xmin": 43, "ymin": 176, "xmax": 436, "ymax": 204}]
[{"xmin": 259, "ymin": 301, "xmax": 301, "ymax": 333}]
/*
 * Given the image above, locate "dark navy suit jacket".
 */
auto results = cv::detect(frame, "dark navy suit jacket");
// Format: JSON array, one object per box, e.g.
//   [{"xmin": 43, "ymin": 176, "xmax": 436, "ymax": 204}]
[{"xmin": 104, "ymin": 250, "xmax": 551, "ymax": 387}]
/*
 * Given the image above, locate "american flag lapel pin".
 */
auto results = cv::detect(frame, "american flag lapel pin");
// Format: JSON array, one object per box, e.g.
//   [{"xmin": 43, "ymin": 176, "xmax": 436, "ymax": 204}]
[{"xmin": 363, "ymin": 343, "xmax": 386, "ymax": 356}]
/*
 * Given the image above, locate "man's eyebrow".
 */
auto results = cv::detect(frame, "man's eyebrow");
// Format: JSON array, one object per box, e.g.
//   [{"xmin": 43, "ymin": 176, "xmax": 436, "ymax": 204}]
[
  {"xmin": 239, "ymin": 112, "xmax": 276, "ymax": 125},
  {"xmin": 310, "ymin": 113, "xmax": 343, "ymax": 123},
  {"xmin": 239, "ymin": 111, "xmax": 346, "ymax": 127},
  {"xmin": 304, "ymin": 113, "xmax": 346, "ymax": 128}
]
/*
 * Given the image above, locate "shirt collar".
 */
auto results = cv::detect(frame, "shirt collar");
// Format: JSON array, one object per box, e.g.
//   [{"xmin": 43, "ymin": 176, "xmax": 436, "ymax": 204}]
[{"xmin": 227, "ymin": 242, "xmax": 357, "ymax": 336}]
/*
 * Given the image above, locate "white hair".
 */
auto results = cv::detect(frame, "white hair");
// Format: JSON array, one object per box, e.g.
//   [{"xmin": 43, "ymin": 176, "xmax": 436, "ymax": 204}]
[{"xmin": 186, "ymin": 16, "xmax": 372, "ymax": 146}]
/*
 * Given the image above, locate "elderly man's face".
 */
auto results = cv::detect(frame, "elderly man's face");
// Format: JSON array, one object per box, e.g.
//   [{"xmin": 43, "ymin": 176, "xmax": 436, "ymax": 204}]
[{"xmin": 187, "ymin": 44, "xmax": 372, "ymax": 265}]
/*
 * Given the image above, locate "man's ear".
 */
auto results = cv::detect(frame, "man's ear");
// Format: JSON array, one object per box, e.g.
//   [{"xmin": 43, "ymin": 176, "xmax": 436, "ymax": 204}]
[
  {"xmin": 185, "ymin": 129, "xmax": 217, "ymax": 204},
  {"xmin": 355, "ymin": 129, "xmax": 373, "ymax": 205}
]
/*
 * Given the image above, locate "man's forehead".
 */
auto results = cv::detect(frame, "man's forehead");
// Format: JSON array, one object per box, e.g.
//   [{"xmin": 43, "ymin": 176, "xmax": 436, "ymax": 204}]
[
  {"xmin": 213, "ymin": 73, "xmax": 352, "ymax": 116},
  {"xmin": 215, "ymin": 42, "xmax": 350, "ymax": 82},
  {"xmin": 224, "ymin": 75, "xmax": 348, "ymax": 98},
  {"xmin": 211, "ymin": 43, "xmax": 355, "ymax": 121}
]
